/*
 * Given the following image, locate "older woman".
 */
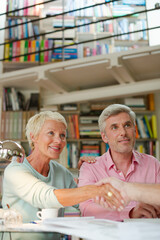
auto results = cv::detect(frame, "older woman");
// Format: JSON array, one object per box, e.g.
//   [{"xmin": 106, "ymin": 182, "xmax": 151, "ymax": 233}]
[{"xmin": 2, "ymin": 111, "xmax": 124, "ymax": 224}]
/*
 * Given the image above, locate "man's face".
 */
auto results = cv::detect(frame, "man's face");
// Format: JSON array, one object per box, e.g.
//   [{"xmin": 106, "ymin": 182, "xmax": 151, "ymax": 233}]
[{"xmin": 101, "ymin": 112, "xmax": 136, "ymax": 154}]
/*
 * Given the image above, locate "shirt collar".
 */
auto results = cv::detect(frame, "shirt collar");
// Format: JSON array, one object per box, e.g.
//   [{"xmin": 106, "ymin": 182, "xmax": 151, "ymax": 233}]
[{"xmin": 105, "ymin": 149, "xmax": 140, "ymax": 170}]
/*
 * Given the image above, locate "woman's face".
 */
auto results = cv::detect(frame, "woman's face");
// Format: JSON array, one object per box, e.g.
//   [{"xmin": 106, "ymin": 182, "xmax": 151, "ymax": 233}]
[{"xmin": 33, "ymin": 119, "xmax": 66, "ymax": 160}]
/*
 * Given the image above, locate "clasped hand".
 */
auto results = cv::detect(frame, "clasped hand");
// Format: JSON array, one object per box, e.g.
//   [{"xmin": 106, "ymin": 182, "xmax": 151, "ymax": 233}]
[{"xmin": 94, "ymin": 177, "xmax": 129, "ymax": 211}]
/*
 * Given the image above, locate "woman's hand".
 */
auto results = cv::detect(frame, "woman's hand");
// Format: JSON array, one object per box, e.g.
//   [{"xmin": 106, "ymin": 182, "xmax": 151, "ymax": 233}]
[{"xmin": 77, "ymin": 156, "xmax": 96, "ymax": 169}]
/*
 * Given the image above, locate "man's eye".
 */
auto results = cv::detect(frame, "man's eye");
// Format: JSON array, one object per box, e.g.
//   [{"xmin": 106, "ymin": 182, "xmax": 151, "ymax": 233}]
[
  {"xmin": 112, "ymin": 126, "xmax": 117, "ymax": 130},
  {"xmin": 125, "ymin": 123, "xmax": 131, "ymax": 128}
]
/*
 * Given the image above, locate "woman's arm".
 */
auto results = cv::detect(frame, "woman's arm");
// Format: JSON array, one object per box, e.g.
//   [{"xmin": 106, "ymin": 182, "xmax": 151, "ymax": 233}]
[{"xmin": 54, "ymin": 183, "xmax": 124, "ymax": 210}]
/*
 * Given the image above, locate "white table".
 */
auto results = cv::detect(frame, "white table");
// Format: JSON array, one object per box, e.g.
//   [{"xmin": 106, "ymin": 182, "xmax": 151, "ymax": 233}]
[{"xmin": 1, "ymin": 217, "xmax": 160, "ymax": 240}]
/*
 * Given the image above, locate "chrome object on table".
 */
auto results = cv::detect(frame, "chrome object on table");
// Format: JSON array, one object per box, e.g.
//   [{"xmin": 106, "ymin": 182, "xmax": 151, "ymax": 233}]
[{"xmin": 0, "ymin": 140, "xmax": 25, "ymax": 163}]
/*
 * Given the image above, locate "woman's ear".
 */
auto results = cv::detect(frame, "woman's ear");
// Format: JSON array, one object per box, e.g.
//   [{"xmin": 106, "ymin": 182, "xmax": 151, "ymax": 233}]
[
  {"xmin": 30, "ymin": 133, "xmax": 36, "ymax": 142},
  {"xmin": 101, "ymin": 132, "xmax": 108, "ymax": 143}
]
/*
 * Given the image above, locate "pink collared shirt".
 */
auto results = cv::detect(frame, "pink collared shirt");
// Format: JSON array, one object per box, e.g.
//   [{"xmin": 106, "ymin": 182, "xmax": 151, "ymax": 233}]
[{"xmin": 78, "ymin": 150, "xmax": 160, "ymax": 221}]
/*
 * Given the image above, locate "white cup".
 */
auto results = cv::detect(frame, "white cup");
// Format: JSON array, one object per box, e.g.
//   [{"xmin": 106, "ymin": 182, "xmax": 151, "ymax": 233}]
[{"xmin": 36, "ymin": 208, "xmax": 59, "ymax": 220}]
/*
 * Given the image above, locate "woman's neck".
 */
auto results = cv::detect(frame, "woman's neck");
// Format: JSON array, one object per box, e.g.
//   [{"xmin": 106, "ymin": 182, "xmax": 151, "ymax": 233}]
[{"xmin": 27, "ymin": 151, "xmax": 50, "ymax": 177}]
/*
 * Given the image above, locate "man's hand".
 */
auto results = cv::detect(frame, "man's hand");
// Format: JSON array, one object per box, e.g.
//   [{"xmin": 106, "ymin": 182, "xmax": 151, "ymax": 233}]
[
  {"xmin": 129, "ymin": 203, "xmax": 160, "ymax": 218},
  {"xmin": 78, "ymin": 156, "xmax": 96, "ymax": 169}
]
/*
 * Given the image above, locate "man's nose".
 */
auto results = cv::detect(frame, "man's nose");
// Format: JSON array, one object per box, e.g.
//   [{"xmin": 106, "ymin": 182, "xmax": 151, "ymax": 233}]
[{"xmin": 119, "ymin": 126, "xmax": 126, "ymax": 135}]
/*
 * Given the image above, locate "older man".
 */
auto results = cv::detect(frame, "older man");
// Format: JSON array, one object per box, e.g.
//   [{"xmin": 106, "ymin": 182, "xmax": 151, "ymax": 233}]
[{"xmin": 78, "ymin": 104, "xmax": 160, "ymax": 221}]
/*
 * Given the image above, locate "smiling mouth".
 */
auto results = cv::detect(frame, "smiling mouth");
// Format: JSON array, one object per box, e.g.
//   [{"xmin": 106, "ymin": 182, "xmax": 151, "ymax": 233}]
[{"xmin": 50, "ymin": 146, "xmax": 60, "ymax": 151}]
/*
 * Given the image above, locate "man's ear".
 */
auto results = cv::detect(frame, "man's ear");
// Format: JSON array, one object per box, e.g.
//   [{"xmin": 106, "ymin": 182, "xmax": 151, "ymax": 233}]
[{"xmin": 101, "ymin": 132, "xmax": 108, "ymax": 143}]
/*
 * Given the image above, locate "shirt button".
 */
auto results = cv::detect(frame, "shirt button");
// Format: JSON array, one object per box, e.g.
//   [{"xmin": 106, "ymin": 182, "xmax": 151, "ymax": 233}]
[{"xmin": 119, "ymin": 172, "xmax": 123, "ymax": 176}]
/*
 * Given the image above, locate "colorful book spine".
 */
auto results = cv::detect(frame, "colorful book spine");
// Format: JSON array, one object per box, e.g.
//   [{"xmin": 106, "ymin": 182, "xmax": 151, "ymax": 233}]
[
  {"xmin": 40, "ymin": 39, "xmax": 44, "ymax": 62},
  {"xmin": 148, "ymin": 93, "xmax": 155, "ymax": 111},
  {"xmin": 27, "ymin": 40, "xmax": 32, "ymax": 61},
  {"xmin": 9, "ymin": 42, "xmax": 13, "ymax": 61},
  {"xmin": 44, "ymin": 40, "xmax": 49, "ymax": 62},
  {"xmin": 20, "ymin": 40, "xmax": 25, "ymax": 62},
  {"xmin": 35, "ymin": 40, "xmax": 40, "ymax": 62},
  {"xmin": 24, "ymin": 40, "xmax": 28, "ymax": 61},
  {"xmin": 16, "ymin": 41, "xmax": 21, "ymax": 61},
  {"xmin": 4, "ymin": 41, "xmax": 10, "ymax": 62},
  {"xmin": 143, "ymin": 115, "xmax": 153, "ymax": 138},
  {"xmin": 31, "ymin": 40, "xmax": 36, "ymax": 62},
  {"xmin": 151, "ymin": 115, "xmax": 158, "ymax": 139}
]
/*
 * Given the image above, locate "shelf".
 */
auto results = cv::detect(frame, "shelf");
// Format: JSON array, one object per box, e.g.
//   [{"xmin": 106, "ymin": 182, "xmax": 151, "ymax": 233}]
[
  {"xmin": 115, "ymin": 39, "xmax": 149, "ymax": 47},
  {"xmin": 6, "ymin": 15, "xmax": 40, "ymax": 19}
]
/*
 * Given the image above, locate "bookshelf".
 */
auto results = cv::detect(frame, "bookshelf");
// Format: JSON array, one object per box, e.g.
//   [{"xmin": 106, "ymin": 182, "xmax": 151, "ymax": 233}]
[
  {"xmin": 2, "ymin": 0, "xmax": 56, "ymax": 73},
  {"xmin": 68, "ymin": 0, "xmax": 148, "ymax": 58}
]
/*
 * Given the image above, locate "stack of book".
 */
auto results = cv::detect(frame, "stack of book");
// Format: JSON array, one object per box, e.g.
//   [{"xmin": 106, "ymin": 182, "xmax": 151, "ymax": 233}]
[
  {"xmin": 124, "ymin": 97, "xmax": 146, "ymax": 110},
  {"xmin": 4, "ymin": 39, "xmax": 54, "ymax": 62},
  {"xmin": 79, "ymin": 116, "xmax": 100, "ymax": 138},
  {"xmin": 52, "ymin": 40, "xmax": 77, "ymax": 60},
  {"xmin": 7, "ymin": 0, "xmax": 41, "ymax": 16},
  {"xmin": 80, "ymin": 141, "xmax": 100, "ymax": 157}
]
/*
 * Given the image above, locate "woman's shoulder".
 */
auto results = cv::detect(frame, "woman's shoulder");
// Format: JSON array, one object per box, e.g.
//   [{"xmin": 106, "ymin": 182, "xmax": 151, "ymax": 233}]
[
  {"xmin": 50, "ymin": 160, "xmax": 72, "ymax": 176},
  {"xmin": 4, "ymin": 158, "xmax": 30, "ymax": 175}
]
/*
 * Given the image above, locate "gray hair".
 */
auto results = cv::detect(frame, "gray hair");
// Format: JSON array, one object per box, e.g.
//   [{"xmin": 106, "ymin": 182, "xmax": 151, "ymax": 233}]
[
  {"xmin": 26, "ymin": 111, "xmax": 67, "ymax": 150},
  {"xmin": 98, "ymin": 104, "xmax": 136, "ymax": 133}
]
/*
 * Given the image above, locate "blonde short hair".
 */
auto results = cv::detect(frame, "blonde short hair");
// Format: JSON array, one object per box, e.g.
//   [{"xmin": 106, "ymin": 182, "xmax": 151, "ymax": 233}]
[{"xmin": 26, "ymin": 111, "xmax": 67, "ymax": 150}]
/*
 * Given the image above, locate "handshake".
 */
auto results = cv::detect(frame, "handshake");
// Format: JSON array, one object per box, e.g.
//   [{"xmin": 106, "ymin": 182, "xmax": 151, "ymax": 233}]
[
  {"xmin": 94, "ymin": 177, "xmax": 160, "ymax": 212},
  {"xmin": 94, "ymin": 177, "xmax": 130, "ymax": 211}
]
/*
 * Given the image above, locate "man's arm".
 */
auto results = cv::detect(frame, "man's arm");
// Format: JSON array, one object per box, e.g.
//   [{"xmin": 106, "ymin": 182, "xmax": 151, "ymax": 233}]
[{"xmin": 98, "ymin": 177, "xmax": 160, "ymax": 214}]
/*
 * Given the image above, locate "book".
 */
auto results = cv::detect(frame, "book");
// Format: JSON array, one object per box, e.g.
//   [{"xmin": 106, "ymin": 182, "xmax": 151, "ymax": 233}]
[
  {"xmin": 1, "ymin": 111, "xmax": 6, "ymax": 139},
  {"xmin": 44, "ymin": 40, "xmax": 49, "ymax": 62},
  {"xmin": 136, "ymin": 117, "xmax": 147, "ymax": 138},
  {"xmin": 40, "ymin": 39, "xmax": 44, "ymax": 62},
  {"xmin": 24, "ymin": 40, "xmax": 29, "ymax": 61},
  {"xmin": 9, "ymin": 42, "xmax": 13, "ymax": 61},
  {"xmin": 20, "ymin": 40, "xmax": 25, "ymax": 62},
  {"xmin": 143, "ymin": 115, "xmax": 153, "ymax": 138},
  {"xmin": 35, "ymin": 40, "xmax": 40, "ymax": 62},
  {"xmin": 124, "ymin": 97, "xmax": 146, "ymax": 109},
  {"xmin": 16, "ymin": 41, "xmax": 21, "ymax": 61},
  {"xmin": 151, "ymin": 115, "xmax": 158, "ymax": 139},
  {"xmin": 148, "ymin": 93, "xmax": 155, "ymax": 111},
  {"xmin": 27, "ymin": 40, "xmax": 32, "ymax": 61},
  {"xmin": 31, "ymin": 40, "xmax": 36, "ymax": 62},
  {"xmin": 4, "ymin": 41, "xmax": 10, "ymax": 62}
]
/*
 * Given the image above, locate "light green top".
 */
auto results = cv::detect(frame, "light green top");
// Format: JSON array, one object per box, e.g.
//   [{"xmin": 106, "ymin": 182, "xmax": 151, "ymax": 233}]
[{"xmin": 2, "ymin": 157, "xmax": 78, "ymax": 223}]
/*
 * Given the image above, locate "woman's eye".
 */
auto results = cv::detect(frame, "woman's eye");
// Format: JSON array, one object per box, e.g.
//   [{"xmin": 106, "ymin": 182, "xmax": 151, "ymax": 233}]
[
  {"xmin": 48, "ymin": 131, "xmax": 54, "ymax": 135},
  {"xmin": 60, "ymin": 133, "xmax": 66, "ymax": 140}
]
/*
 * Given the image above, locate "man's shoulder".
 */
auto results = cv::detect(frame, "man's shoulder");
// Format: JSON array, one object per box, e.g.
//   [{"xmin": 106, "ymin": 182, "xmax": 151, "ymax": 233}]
[
  {"xmin": 133, "ymin": 150, "xmax": 159, "ymax": 165},
  {"xmin": 81, "ymin": 152, "xmax": 108, "ymax": 169}
]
